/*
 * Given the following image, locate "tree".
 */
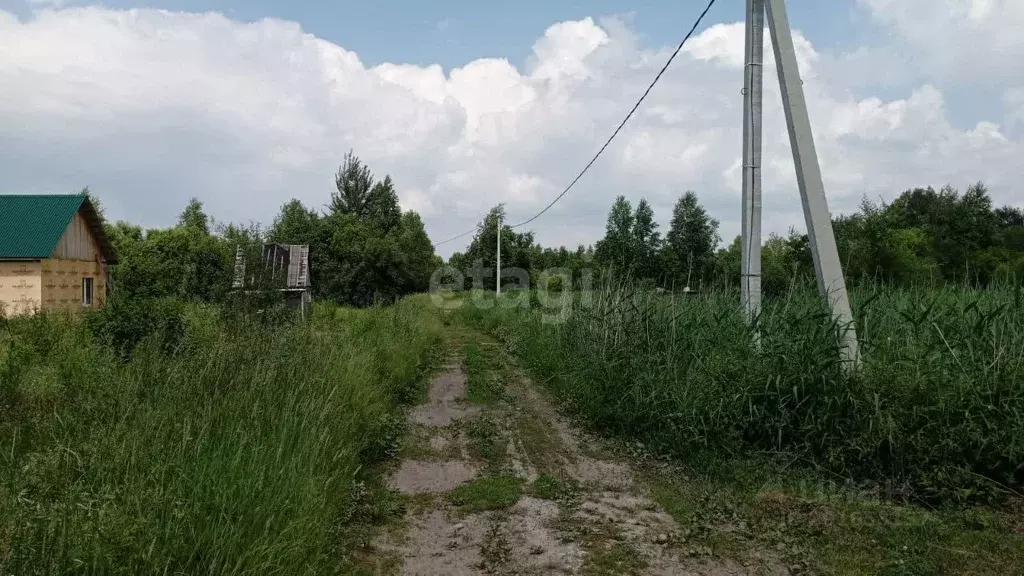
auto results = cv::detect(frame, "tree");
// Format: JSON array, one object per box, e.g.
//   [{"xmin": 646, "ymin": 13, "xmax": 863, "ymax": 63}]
[
  {"xmin": 178, "ymin": 198, "xmax": 210, "ymax": 234},
  {"xmin": 365, "ymin": 176, "xmax": 402, "ymax": 233},
  {"xmin": 393, "ymin": 211, "xmax": 437, "ymax": 294},
  {"xmin": 594, "ymin": 196, "xmax": 636, "ymax": 276},
  {"xmin": 882, "ymin": 183, "xmax": 1000, "ymax": 283},
  {"xmin": 451, "ymin": 205, "xmax": 536, "ymax": 291},
  {"xmin": 713, "ymin": 236, "xmax": 742, "ymax": 289},
  {"xmin": 270, "ymin": 199, "xmax": 320, "ymax": 245},
  {"xmin": 331, "ymin": 150, "xmax": 376, "ymax": 217},
  {"xmin": 108, "ymin": 205, "xmax": 232, "ymax": 303},
  {"xmin": 269, "ymin": 151, "xmax": 441, "ymax": 306},
  {"xmin": 995, "ymin": 206, "xmax": 1024, "ymax": 229},
  {"xmin": 995, "ymin": 206, "xmax": 1024, "ymax": 258},
  {"xmin": 79, "ymin": 186, "xmax": 106, "ymax": 220},
  {"xmin": 632, "ymin": 199, "xmax": 662, "ymax": 282},
  {"xmin": 664, "ymin": 191, "xmax": 720, "ymax": 288}
]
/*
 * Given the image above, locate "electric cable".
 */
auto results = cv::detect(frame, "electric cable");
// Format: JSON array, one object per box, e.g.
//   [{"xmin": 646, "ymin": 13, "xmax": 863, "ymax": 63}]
[
  {"xmin": 508, "ymin": 0, "xmax": 719, "ymax": 228},
  {"xmin": 432, "ymin": 0, "xmax": 719, "ymax": 246}
]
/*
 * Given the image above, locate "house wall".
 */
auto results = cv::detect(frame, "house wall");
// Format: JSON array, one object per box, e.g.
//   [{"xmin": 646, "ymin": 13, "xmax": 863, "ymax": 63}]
[
  {"xmin": 52, "ymin": 211, "xmax": 100, "ymax": 261},
  {"xmin": 36, "ymin": 209, "xmax": 108, "ymax": 312},
  {"xmin": 40, "ymin": 259, "xmax": 106, "ymax": 312},
  {"xmin": 53, "ymin": 211, "xmax": 99, "ymax": 260},
  {"xmin": 0, "ymin": 261, "xmax": 42, "ymax": 316}
]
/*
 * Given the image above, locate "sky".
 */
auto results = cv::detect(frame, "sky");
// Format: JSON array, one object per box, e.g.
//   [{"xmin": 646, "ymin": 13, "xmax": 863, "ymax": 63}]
[{"xmin": 1, "ymin": 0, "xmax": 1023, "ymax": 258}]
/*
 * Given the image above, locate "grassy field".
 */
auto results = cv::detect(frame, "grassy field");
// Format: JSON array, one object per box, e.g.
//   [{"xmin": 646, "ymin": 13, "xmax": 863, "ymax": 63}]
[{"xmin": 0, "ymin": 296, "xmax": 443, "ymax": 574}]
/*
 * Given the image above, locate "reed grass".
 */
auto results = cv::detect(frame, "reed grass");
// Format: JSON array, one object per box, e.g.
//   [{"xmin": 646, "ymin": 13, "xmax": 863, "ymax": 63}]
[{"xmin": 454, "ymin": 283, "xmax": 1024, "ymax": 503}]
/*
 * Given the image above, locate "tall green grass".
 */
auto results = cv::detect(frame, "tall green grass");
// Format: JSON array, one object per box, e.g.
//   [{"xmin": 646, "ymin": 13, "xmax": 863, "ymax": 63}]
[
  {"xmin": 454, "ymin": 284, "xmax": 1024, "ymax": 504},
  {"xmin": 0, "ymin": 295, "xmax": 442, "ymax": 574}
]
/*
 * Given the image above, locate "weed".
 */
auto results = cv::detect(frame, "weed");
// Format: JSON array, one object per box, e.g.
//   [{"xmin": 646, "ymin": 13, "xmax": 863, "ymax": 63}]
[
  {"xmin": 478, "ymin": 521, "xmax": 512, "ymax": 572},
  {"xmin": 529, "ymin": 474, "xmax": 576, "ymax": 502},
  {"xmin": 399, "ymin": 424, "xmax": 460, "ymax": 461},
  {"xmin": 454, "ymin": 284, "xmax": 1024, "ymax": 573},
  {"xmin": 360, "ymin": 413, "xmax": 406, "ymax": 463},
  {"xmin": 399, "ymin": 492, "xmax": 442, "ymax": 516},
  {"xmin": 449, "ymin": 476, "xmax": 524, "ymax": 513},
  {"xmin": 464, "ymin": 416, "xmax": 506, "ymax": 473},
  {"xmin": 462, "ymin": 341, "xmax": 506, "ymax": 404},
  {"xmin": 644, "ymin": 458, "xmax": 1024, "ymax": 574},
  {"xmin": 584, "ymin": 542, "xmax": 647, "ymax": 576},
  {"xmin": 513, "ymin": 406, "xmax": 569, "ymax": 478}
]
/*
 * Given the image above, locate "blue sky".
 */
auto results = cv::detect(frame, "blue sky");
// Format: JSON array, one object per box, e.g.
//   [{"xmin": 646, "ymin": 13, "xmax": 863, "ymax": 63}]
[{"xmin": 5, "ymin": 1, "xmax": 866, "ymax": 69}]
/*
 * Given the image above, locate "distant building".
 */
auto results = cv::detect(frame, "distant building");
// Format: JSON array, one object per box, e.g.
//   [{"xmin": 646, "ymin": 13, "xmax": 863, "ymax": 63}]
[
  {"xmin": 0, "ymin": 194, "xmax": 117, "ymax": 315},
  {"xmin": 232, "ymin": 243, "xmax": 312, "ymax": 318}
]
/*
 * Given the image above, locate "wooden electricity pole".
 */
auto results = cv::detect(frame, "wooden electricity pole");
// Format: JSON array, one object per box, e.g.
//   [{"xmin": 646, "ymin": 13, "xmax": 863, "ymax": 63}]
[{"xmin": 744, "ymin": 0, "xmax": 860, "ymax": 367}]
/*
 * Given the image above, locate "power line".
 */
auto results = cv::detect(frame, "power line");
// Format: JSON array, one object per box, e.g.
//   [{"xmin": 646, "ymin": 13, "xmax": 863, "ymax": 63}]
[
  {"xmin": 432, "ymin": 226, "xmax": 478, "ymax": 248},
  {"xmin": 432, "ymin": 0, "xmax": 719, "ymax": 247},
  {"xmin": 508, "ymin": 0, "xmax": 719, "ymax": 228}
]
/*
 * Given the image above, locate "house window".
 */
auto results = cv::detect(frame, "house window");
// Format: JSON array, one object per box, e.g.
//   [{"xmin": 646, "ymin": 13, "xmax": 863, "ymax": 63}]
[{"xmin": 82, "ymin": 277, "xmax": 94, "ymax": 307}]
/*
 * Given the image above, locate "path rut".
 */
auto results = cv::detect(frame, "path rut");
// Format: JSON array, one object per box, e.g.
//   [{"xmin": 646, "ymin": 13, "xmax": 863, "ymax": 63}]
[{"xmin": 371, "ymin": 339, "xmax": 787, "ymax": 575}]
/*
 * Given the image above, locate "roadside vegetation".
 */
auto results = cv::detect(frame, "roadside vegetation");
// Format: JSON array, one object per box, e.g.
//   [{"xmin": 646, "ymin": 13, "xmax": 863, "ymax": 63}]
[
  {"xmin": 454, "ymin": 283, "xmax": 1024, "ymax": 502},
  {"xmin": 0, "ymin": 296, "xmax": 442, "ymax": 574},
  {"xmin": 1, "ymin": 149, "xmax": 449, "ymax": 573},
  {"xmin": 449, "ymin": 283, "xmax": 1024, "ymax": 572}
]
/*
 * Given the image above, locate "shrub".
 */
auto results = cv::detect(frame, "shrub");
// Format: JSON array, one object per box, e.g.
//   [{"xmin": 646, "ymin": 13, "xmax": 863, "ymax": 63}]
[{"xmin": 86, "ymin": 296, "xmax": 189, "ymax": 359}]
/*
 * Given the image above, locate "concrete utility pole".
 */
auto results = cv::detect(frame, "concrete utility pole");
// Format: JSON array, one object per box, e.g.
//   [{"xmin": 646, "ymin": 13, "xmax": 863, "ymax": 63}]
[
  {"xmin": 745, "ymin": 0, "xmax": 860, "ymax": 367},
  {"xmin": 496, "ymin": 209, "xmax": 502, "ymax": 295},
  {"xmin": 741, "ymin": 0, "xmax": 764, "ymax": 326}
]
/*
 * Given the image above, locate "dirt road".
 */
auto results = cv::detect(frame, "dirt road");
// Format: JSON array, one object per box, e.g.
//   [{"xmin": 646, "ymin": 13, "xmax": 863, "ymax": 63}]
[{"xmin": 364, "ymin": 333, "xmax": 788, "ymax": 575}]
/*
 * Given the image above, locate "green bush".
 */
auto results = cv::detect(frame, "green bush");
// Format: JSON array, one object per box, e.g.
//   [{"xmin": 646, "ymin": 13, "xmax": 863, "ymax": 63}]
[
  {"xmin": 86, "ymin": 296, "xmax": 190, "ymax": 359},
  {"xmin": 545, "ymin": 275, "xmax": 565, "ymax": 293}
]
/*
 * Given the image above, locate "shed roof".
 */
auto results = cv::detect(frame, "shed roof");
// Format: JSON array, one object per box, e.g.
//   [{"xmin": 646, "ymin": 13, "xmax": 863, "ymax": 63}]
[{"xmin": 0, "ymin": 194, "xmax": 118, "ymax": 263}]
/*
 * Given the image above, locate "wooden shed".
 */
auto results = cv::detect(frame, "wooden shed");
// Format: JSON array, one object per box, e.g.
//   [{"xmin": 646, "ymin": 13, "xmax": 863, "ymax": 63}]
[
  {"xmin": 231, "ymin": 243, "xmax": 312, "ymax": 318},
  {"xmin": 0, "ymin": 194, "xmax": 117, "ymax": 315}
]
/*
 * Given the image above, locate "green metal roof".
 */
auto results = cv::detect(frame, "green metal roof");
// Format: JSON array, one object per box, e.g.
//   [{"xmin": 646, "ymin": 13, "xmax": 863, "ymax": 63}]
[{"xmin": 0, "ymin": 194, "xmax": 117, "ymax": 263}]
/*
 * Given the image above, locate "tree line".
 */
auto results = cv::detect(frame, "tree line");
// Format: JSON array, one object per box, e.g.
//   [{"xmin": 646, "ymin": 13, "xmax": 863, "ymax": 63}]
[
  {"xmin": 95, "ymin": 159, "xmax": 1022, "ymax": 307},
  {"xmin": 100, "ymin": 151, "xmax": 440, "ymax": 309},
  {"xmin": 450, "ymin": 182, "xmax": 1024, "ymax": 293}
]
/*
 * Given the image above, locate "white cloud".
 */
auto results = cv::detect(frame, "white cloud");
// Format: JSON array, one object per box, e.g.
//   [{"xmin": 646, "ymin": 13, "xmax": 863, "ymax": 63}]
[
  {"xmin": 0, "ymin": 6, "xmax": 1021, "ymax": 258},
  {"xmin": 857, "ymin": 0, "xmax": 1024, "ymax": 86}
]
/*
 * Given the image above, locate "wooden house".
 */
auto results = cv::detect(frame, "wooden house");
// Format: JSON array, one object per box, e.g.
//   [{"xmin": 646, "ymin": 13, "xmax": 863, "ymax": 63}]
[
  {"xmin": 231, "ymin": 243, "xmax": 312, "ymax": 318},
  {"xmin": 0, "ymin": 194, "xmax": 117, "ymax": 315}
]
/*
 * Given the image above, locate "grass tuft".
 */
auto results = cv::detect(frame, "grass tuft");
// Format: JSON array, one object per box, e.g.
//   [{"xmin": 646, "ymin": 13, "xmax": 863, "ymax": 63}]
[
  {"xmin": 448, "ymin": 476, "xmax": 524, "ymax": 513},
  {"xmin": 462, "ymin": 341, "xmax": 506, "ymax": 404},
  {"xmin": 529, "ymin": 473, "xmax": 576, "ymax": 502},
  {"xmin": 584, "ymin": 542, "xmax": 647, "ymax": 576},
  {"xmin": 464, "ymin": 415, "xmax": 506, "ymax": 473}
]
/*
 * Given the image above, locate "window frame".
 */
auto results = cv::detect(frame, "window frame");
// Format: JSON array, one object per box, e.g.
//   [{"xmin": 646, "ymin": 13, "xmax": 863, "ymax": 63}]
[{"xmin": 82, "ymin": 277, "xmax": 94, "ymax": 307}]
